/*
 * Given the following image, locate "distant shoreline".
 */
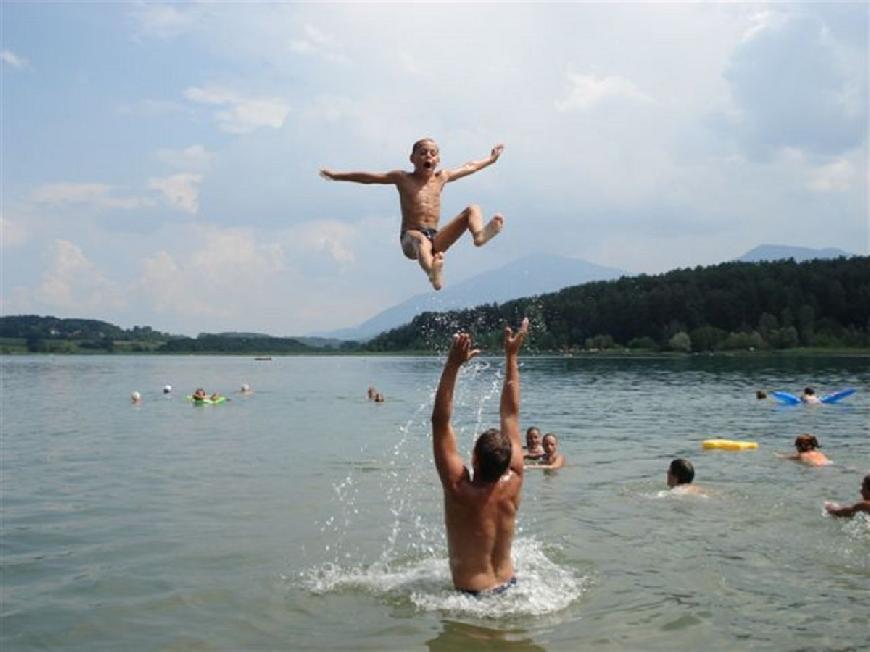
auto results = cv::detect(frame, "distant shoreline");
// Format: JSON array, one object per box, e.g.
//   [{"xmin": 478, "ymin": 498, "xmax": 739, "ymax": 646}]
[{"xmin": 3, "ymin": 348, "xmax": 869, "ymax": 357}]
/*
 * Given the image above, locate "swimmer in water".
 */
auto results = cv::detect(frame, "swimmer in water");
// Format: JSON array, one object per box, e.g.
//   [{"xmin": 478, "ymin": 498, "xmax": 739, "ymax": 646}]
[
  {"xmin": 779, "ymin": 433, "xmax": 831, "ymax": 466},
  {"xmin": 756, "ymin": 390, "xmax": 768, "ymax": 400},
  {"xmin": 431, "ymin": 318, "xmax": 529, "ymax": 595},
  {"xmin": 801, "ymin": 387, "xmax": 821, "ymax": 405},
  {"xmin": 192, "ymin": 388, "xmax": 207, "ymax": 401},
  {"xmin": 130, "ymin": 391, "xmax": 142, "ymax": 404},
  {"xmin": 527, "ymin": 433, "xmax": 565, "ymax": 470},
  {"xmin": 320, "ymin": 139, "xmax": 505, "ymax": 290},
  {"xmin": 825, "ymin": 474, "xmax": 870, "ymax": 517},
  {"xmin": 666, "ymin": 458, "xmax": 704, "ymax": 495},
  {"xmin": 523, "ymin": 427, "xmax": 545, "ymax": 462}
]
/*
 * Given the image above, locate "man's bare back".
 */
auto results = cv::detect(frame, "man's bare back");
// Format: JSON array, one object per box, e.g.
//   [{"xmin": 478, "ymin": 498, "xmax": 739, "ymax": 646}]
[
  {"xmin": 320, "ymin": 139, "xmax": 504, "ymax": 290},
  {"xmin": 431, "ymin": 320, "xmax": 528, "ymax": 593}
]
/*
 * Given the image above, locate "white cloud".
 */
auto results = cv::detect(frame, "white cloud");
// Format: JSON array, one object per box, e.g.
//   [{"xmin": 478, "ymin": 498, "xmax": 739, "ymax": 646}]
[
  {"xmin": 286, "ymin": 220, "xmax": 357, "ymax": 266},
  {"xmin": 148, "ymin": 173, "xmax": 203, "ymax": 214},
  {"xmin": 129, "ymin": 3, "xmax": 198, "ymax": 39},
  {"xmin": 155, "ymin": 144, "xmax": 215, "ymax": 171},
  {"xmin": 808, "ymin": 159, "xmax": 854, "ymax": 192},
  {"xmin": 184, "ymin": 85, "xmax": 290, "ymax": 134},
  {"xmin": 555, "ymin": 73, "xmax": 654, "ymax": 112},
  {"xmin": 0, "ymin": 216, "xmax": 28, "ymax": 248},
  {"xmin": 31, "ymin": 183, "xmax": 150, "ymax": 210},
  {"xmin": 1, "ymin": 49, "xmax": 28, "ymax": 69},
  {"xmin": 138, "ymin": 230, "xmax": 286, "ymax": 319},
  {"xmin": 289, "ymin": 23, "xmax": 346, "ymax": 63},
  {"xmin": 35, "ymin": 240, "xmax": 125, "ymax": 311}
]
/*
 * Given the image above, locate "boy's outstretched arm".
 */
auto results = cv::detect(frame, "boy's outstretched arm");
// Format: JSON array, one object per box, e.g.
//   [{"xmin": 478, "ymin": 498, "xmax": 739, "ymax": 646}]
[
  {"xmin": 319, "ymin": 168, "xmax": 401, "ymax": 184},
  {"xmin": 501, "ymin": 318, "xmax": 529, "ymax": 474},
  {"xmin": 445, "ymin": 144, "xmax": 504, "ymax": 183},
  {"xmin": 432, "ymin": 333, "xmax": 480, "ymax": 488}
]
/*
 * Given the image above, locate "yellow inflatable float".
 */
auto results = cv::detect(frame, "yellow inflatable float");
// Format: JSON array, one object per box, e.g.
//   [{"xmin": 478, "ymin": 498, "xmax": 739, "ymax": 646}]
[{"xmin": 702, "ymin": 439, "xmax": 758, "ymax": 451}]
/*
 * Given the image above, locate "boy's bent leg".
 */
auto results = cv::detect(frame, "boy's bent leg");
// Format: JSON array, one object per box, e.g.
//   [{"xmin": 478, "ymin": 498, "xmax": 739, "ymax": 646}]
[
  {"xmin": 473, "ymin": 213, "xmax": 503, "ymax": 246},
  {"xmin": 433, "ymin": 205, "xmax": 503, "ymax": 253}
]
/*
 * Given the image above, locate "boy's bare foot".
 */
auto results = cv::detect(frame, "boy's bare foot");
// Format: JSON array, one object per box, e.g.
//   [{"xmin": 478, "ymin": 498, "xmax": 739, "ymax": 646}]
[
  {"xmin": 473, "ymin": 214, "xmax": 504, "ymax": 246},
  {"xmin": 429, "ymin": 252, "xmax": 444, "ymax": 291}
]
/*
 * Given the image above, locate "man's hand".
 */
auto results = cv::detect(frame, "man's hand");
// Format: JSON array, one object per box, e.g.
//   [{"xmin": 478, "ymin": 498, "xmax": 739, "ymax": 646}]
[
  {"xmin": 447, "ymin": 332, "xmax": 480, "ymax": 367},
  {"xmin": 504, "ymin": 318, "xmax": 529, "ymax": 356},
  {"xmin": 490, "ymin": 144, "xmax": 505, "ymax": 163},
  {"xmin": 319, "ymin": 168, "xmax": 336, "ymax": 180}
]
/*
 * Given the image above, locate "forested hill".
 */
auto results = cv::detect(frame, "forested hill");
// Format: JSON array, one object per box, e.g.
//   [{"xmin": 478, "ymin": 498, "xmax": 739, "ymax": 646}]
[{"xmin": 366, "ymin": 256, "xmax": 870, "ymax": 353}]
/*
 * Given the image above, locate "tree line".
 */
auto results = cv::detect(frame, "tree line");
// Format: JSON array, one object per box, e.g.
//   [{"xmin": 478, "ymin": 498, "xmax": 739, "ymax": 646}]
[{"xmin": 365, "ymin": 256, "xmax": 870, "ymax": 353}]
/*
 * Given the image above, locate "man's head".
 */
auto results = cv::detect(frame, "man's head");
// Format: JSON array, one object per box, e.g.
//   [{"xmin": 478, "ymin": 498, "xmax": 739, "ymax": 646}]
[
  {"xmin": 473, "ymin": 427, "xmax": 512, "ymax": 482},
  {"xmin": 410, "ymin": 138, "xmax": 440, "ymax": 172},
  {"xmin": 542, "ymin": 433, "xmax": 558, "ymax": 456},
  {"xmin": 526, "ymin": 427, "xmax": 542, "ymax": 450},
  {"xmin": 803, "ymin": 387, "xmax": 816, "ymax": 396},
  {"xmin": 667, "ymin": 458, "xmax": 695, "ymax": 487},
  {"xmin": 862, "ymin": 474, "xmax": 870, "ymax": 500}
]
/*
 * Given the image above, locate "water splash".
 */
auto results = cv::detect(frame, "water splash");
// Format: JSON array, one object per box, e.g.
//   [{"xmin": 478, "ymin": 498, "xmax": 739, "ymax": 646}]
[{"xmin": 299, "ymin": 537, "xmax": 588, "ymax": 618}]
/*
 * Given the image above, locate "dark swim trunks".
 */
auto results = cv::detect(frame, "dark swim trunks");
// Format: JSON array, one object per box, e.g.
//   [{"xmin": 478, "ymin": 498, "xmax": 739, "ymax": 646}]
[
  {"xmin": 400, "ymin": 227, "xmax": 439, "ymax": 258},
  {"xmin": 400, "ymin": 226, "xmax": 438, "ymax": 242},
  {"xmin": 459, "ymin": 576, "xmax": 517, "ymax": 597}
]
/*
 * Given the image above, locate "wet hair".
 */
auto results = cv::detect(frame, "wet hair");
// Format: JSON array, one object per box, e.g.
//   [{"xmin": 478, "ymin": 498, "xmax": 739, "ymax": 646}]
[
  {"xmin": 756, "ymin": 390, "xmax": 767, "ymax": 399},
  {"xmin": 803, "ymin": 387, "xmax": 816, "ymax": 396},
  {"xmin": 474, "ymin": 428, "xmax": 512, "ymax": 482},
  {"xmin": 669, "ymin": 458, "xmax": 695, "ymax": 485},
  {"xmin": 525, "ymin": 426, "xmax": 541, "ymax": 442},
  {"xmin": 794, "ymin": 433, "xmax": 820, "ymax": 452},
  {"xmin": 543, "ymin": 433, "xmax": 558, "ymax": 444},
  {"xmin": 411, "ymin": 138, "xmax": 437, "ymax": 155}
]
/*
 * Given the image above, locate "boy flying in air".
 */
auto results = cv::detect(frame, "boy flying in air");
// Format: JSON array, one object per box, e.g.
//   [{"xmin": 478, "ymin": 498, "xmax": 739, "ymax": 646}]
[{"xmin": 320, "ymin": 139, "xmax": 504, "ymax": 290}]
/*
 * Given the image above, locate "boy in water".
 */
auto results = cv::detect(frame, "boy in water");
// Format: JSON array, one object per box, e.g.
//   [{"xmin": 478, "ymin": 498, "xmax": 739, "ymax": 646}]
[
  {"xmin": 523, "ymin": 426, "xmax": 545, "ymax": 462},
  {"xmin": 666, "ymin": 458, "xmax": 703, "ymax": 495},
  {"xmin": 825, "ymin": 474, "xmax": 870, "ymax": 517},
  {"xmin": 801, "ymin": 387, "xmax": 822, "ymax": 405},
  {"xmin": 432, "ymin": 318, "xmax": 528, "ymax": 595},
  {"xmin": 320, "ymin": 139, "xmax": 505, "ymax": 290}
]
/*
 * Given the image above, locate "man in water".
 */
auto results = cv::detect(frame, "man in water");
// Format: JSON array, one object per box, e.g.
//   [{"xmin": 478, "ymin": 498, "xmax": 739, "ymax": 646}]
[
  {"xmin": 431, "ymin": 318, "xmax": 529, "ymax": 595},
  {"xmin": 825, "ymin": 474, "xmax": 870, "ymax": 517}
]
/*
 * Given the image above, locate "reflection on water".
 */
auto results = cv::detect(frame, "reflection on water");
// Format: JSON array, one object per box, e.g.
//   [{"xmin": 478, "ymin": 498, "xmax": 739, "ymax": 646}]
[{"xmin": 428, "ymin": 620, "xmax": 545, "ymax": 652}]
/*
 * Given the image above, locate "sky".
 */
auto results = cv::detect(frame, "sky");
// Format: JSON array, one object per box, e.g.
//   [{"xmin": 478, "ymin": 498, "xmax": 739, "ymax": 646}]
[{"xmin": 1, "ymin": 2, "xmax": 867, "ymax": 336}]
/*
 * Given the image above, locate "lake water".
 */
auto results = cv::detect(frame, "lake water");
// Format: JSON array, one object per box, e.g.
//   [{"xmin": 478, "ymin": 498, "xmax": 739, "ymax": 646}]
[{"xmin": 2, "ymin": 353, "xmax": 868, "ymax": 651}]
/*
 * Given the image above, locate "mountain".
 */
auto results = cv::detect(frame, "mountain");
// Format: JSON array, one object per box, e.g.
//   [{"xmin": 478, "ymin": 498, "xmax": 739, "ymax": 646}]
[
  {"xmin": 321, "ymin": 253, "xmax": 626, "ymax": 341},
  {"xmin": 736, "ymin": 244, "xmax": 853, "ymax": 263}
]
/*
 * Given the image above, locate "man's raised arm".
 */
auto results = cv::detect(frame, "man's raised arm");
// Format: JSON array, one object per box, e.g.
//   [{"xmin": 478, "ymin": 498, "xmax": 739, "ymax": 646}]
[
  {"xmin": 319, "ymin": 169, "xmax": 401, "ymax": 184},
  {"xmin": 432, "ymin": 333, "xmax": 479, "ymax": 487},
  {"xmin": 501, "ymin": 318, "xmax": 529, "ymax": 473},
  {"xmin": 445, "ymin": 144, "xmax": 504, "ymax": 182}
]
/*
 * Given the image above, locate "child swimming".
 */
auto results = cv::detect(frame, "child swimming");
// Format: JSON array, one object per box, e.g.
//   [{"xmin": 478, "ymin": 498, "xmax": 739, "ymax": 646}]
[
  {"xmin": 780, "ymin": 434, "xmax": 832, "ymax": 466},
  {"xmin": 825, "ymin": 474, "xmax": 870, "ymax": 517}
]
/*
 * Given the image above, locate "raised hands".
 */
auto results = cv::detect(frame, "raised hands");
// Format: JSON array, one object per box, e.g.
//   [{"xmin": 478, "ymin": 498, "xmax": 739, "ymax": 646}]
[
  {"xmin": 490, "ymin": 144, "xmax": 505, "ymax": 162},
  {"xmin": 447, "ymin": 332, "xmax": 481, "ymax": 367},
  {"xmin": 504, "ymin": 317, "xmax": 529, "ymax": 356}
]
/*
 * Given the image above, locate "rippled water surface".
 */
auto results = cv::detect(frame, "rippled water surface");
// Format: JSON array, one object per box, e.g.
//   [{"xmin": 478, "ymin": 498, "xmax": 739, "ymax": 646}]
[{"xmin": 2, "ymin": 354, "xmax": 868, "ymax": 651}]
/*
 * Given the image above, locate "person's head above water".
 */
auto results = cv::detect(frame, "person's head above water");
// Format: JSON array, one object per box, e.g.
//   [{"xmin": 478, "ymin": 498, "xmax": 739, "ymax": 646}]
[
  {"xmin": 542, "ymin": 433, "xmax": 559, "ymax": 455},
  {"xmin": 410, "ymin": 138, "xmax": 440, "ymax": 173},
  {"xmin": 756, "ymin": 390, "xmax": 768, "ymax": 400},
  {"xmin": 525, "ymin": 426, "xmax": 542, "ymax": 450},
  {"xmin": 803, "ymin": 387, "xmax": 816, "ymax": 396},
  {"xmin": 667, "ymin": 458, "xmax": 695, "ymax": 487},
  {"xmin": 795, "ymin": 433, "xmax": 820, "ymax": 452},
  {"xmin": 130, "ymin": 391, "xmax": 141, "ymax": 403},
  {"xmin": 472, "ymin": 427, "xmax": 512, "ymax": 482}
]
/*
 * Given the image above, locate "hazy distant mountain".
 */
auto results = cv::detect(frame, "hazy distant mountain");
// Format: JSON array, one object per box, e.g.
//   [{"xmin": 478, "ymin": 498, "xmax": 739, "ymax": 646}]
[
  {"xmin": 736, "ymin": 244, "xmax": 853, "ymax": 263},
  {"xmin": 320, "ymin": 254, "xmax": 626, "ymax": 341}
]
